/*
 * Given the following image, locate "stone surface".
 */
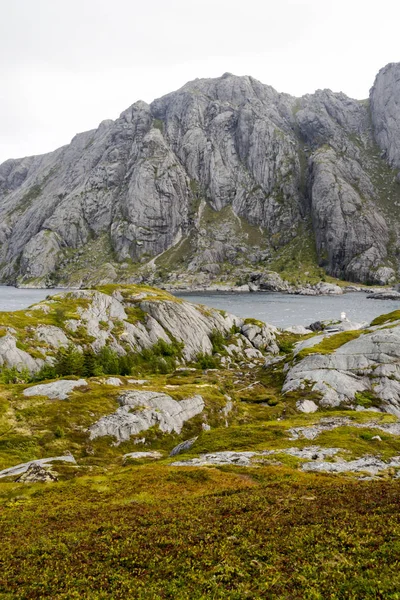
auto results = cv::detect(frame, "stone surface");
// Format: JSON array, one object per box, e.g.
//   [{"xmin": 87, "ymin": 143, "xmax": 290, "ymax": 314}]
[
  {"xmin": 284, "ymin": 325, "xmax": 312, "ymax": 335},
  {"xmin": 171, "ymin": 446, "xmax": 341, "ymax": 467},
  {"xmin": 89, "ymin": 391, "xmax": 205, "ymax": 443},
  {"xmin": 370, "ymin": 63, "xmax": 400, "ymax": 169},
  {"xmin": 35, "ymin": 325, "xmax": 69, "ymax": 349},
  {"xmin": 0, "ymin": 334, "xmax": 42, "ymax": 372},
  {"xmin": 0, "ymin": 455, "xmax": 76, "ymax": 479},
  {"xmin": 284, "ymin": 325, "xmax": 400, "ymax": 415},
  {"xmin": 169, "ymin": 437, "xmax": 198, "ymax": 457},
  {"xmin": 23, "ymin": 379, "xmax": 88, "ymax": 400},
  {"xmin": 16, "ymin": 463, "xmax": 58, "ymax": 483},
  {"xmin": 141, "ymin": 299, "xmax": 243, "ymax": 360},
  {"xmin": 171, "ymin": 451, "xmax": 261, "ymax": 467},
  {"xmin": 104, "ymin": 377, "xmax": 122, "ymax": 386},
  {"xmin": 296, "ymin": 399, "xmax": 319, "ymax": 413},
  {"xmin": 288, "ymin": 416, "xmax": 400, "ymax": 440},
  {"xmin": 1, "ymin": 65, "xmax": 400, "ymax": 286},
  {"xmin": 303, "ymin": 455, "xmax": 400, "ymax": 475},
  {"xmin": 122, "ymin": 451, "xmax": 163, "ymax": 463}
]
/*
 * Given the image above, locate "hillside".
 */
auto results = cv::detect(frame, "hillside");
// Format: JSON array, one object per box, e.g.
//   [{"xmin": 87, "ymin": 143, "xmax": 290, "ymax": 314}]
[
  {"xmin": 1, "ymin": 64, "xmax": 400, "ymax": 288},
  {"xmin": 1, "ymin": 286, "xmax": 400, "ymax": 596}
]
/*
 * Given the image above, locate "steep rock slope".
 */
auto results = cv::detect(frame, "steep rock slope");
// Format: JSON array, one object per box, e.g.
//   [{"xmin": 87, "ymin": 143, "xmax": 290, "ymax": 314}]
[{"xmin": 1, "ymin": 65, "xmax": 400, "ymax": 285}]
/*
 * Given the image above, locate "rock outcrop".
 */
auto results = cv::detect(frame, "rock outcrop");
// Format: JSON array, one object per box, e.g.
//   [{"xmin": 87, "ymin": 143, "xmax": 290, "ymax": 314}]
[
  {"xmin": 0, "ymin": 286, "xmax": 277, "ymax": 373},
  {"xmin": 89, "ymin": 390, "xmax": 205, "ymax": 443},
  {"xmin": 283, "ymin": 320, "xmax": 400, "ymax": 416},
  {"xmin": 2, "ymin": 64, "xmax": 400, "ymax": 287}
]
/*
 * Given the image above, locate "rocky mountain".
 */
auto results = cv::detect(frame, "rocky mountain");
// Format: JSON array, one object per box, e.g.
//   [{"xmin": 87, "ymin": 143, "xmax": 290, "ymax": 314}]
[{"xmin": 2, "ymin": 63, "xmax": 400, "ymax": 287}]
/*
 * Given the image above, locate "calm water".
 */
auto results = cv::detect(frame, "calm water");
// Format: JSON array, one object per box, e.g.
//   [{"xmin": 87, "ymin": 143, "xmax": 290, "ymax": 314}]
[
  {"xmin": 1, "ymin": 287, "xmax": 399, "ymax": 329},
  {"xmin": 175, "ymin": 291, "xmax": 400, "ymax": 328},
  {"xmin": 0, "ymin": 287, "xmax": 68, "ymax": 312}
]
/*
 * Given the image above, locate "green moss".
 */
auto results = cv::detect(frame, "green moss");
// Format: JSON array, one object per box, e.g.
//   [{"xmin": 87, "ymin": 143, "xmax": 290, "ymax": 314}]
[
  {"xmin": 296, "ymin": 330, "xmax": 362, "ymax": 360},
  {"xmin": 371, "ymin": 310, "xmax": 400, "ymax": 326},
  {"xmin": 154, "ymin": 236, "xmax": 194, "ymax": 270},
  {"xmin": 244, "ymin": 317, "xmax": 264, "ymax": 327},
  {"xmin": 354, "ymin": 390, "xmax": 381, "ymax": 409},
  {"xmin": 152, "ymin": 118, "xmax": 164, "ymax": 132},
  {"xmin": 16, "ymin": 184, "xmax": 42, "ymax": 213}
]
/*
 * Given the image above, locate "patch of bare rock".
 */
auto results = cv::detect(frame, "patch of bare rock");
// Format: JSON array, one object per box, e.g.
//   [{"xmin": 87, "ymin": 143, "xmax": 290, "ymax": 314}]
[{"xmin": 89, "ymin": 391, "xmax": 205, "ymax": 443}]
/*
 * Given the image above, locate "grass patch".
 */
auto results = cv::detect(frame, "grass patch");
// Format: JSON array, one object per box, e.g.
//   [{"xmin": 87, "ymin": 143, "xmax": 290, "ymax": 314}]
[
  {"xmin": 1, "ymin": 468, "xmax": 400, "ymax": 598},
  {"xmin": 371, "ymin": 310, "xmax": 400, "ymax": 326},
  {"xmin": 296, "ymin": 330, "xmax": 362, "ymax": 360}
]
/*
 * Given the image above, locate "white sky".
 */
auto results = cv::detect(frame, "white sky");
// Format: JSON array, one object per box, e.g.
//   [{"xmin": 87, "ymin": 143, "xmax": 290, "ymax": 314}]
[{"xmin": 0, "ymin": 0, "xmax": 399, "ymax": 164}]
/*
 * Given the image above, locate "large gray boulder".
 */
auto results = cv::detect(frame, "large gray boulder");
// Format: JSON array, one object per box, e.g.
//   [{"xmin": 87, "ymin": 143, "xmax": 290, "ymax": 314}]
[
  {"xmin": 140, "ymin": 299, "xmax": 242, "ymax": 360},
  {"xmin": 89, "ymin": 390, "xmax": 205, "ymax": 443}
]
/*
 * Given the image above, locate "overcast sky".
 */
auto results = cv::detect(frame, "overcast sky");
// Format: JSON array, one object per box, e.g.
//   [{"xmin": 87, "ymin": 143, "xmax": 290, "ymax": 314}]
[{"xmin": 0, "ymin": 0, "xmax": 399, "ymax": 164}]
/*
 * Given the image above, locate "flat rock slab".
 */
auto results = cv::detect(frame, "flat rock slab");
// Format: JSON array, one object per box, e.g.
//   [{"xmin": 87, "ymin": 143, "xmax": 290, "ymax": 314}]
[
  {"xmin": 289, "ymin": 417, "xmax": 400, "ymax": 440},
  {"xmin": 303, "ymin": 455, "xmax": 400, "ymax": 475},
  {"xmin": 104, "ymin": 377, "xmax": 122, "ymax": 386},
  {"xmin": 0, "ymin": 455, "xmax": 76, "ymax": 479},
  {"xmin": 123, "ymin": 451, "xmax": 163, "ymax": 463},
  {"xmin": 171, "ymin": 446, "xmax": 341, "ymax": 467},
  {"xmin": 23, "ymin": 379, "xmax": 88, "ymax": 400}
]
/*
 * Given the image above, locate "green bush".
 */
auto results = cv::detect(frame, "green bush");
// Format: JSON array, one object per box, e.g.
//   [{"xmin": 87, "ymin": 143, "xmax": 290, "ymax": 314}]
[
  {"xmin": 1, "ymin": 366, "xmax": 31, "ymax": 384},
  {"xmin": 54, "ymin": 344, "xmax": 85, "ymax": 377},
  {"xmin": 210, "ymin": 329, "xmax": 226, "ymax": 354},
  {"xmin": 196, "ymin": 353, "xmax": 219, "ymax": 369}
]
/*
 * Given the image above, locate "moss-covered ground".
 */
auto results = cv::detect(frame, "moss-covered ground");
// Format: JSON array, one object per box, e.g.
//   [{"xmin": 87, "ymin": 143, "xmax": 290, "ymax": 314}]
[{"xmin": 1, "ymin": 465, "xmax": 400, "ymax": 599}]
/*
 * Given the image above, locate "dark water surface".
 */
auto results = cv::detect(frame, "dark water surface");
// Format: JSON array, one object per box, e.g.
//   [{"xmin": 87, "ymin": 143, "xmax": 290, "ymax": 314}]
[
  {"xmin": 175, "ymin": 291, "xmax": 400, "ymax": 328},
  {"xmin": 1, "ymin": 287, "xmax": 399, "ymax": 329}
]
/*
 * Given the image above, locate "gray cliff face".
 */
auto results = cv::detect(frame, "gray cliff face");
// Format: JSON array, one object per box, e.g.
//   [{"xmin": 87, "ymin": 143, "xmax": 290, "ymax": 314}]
[
  {"xmin": 370, "ymin": 63, "xmax": 400, "ymax": 169},
  {"xmin": 1, "ymin": 64, "xmax": 400, "ymax": 286}
]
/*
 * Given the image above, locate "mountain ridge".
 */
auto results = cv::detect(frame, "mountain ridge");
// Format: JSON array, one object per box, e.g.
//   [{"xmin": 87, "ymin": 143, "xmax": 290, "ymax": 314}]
[{"xmin": 1, "ymin": 63, "xmax": 400, "ymax": 288}]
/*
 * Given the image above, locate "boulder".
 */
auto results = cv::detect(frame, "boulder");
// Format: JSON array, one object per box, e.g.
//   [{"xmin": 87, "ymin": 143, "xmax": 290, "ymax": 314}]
[
  {"xmin": 35, "ymin": 325, "xmax": 69, "ymax": 349},
  {"xmin": 104, "ymin": 377, "xmax": 122, "ymax": 386},
  {"xmin": 0, "ymin": 334, "xmax": 42, "ymax": 372},
  {"xmin": 23, "ymin": 379, "xmax": 88, "ymax": 400},
  {"xmin": 284, "ymin": 325, "xmax": 312, "ymax": 335},
  {"xmin": 296, "ymin": 399, "xmax": 319, "ymax": 413},
  {"xmin": 169, "ymin": 437, "xmax": 198, "ymax": 457},
  {"xmin": 16, "ymin": 464, "xmax": 58, "ymax": 483},
  {"xmin": 89, "ymin": 391, "xmax": 205, "ymax": 443}
]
